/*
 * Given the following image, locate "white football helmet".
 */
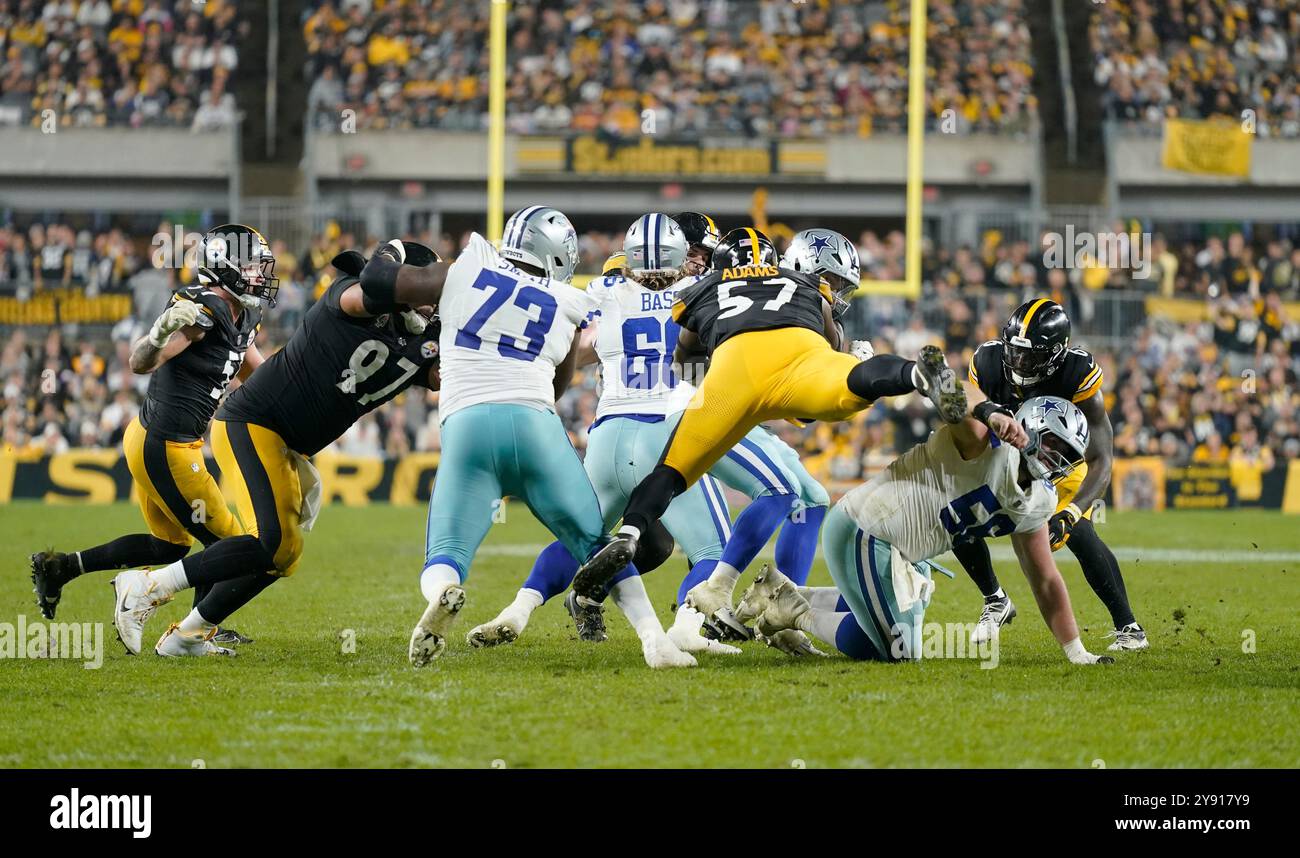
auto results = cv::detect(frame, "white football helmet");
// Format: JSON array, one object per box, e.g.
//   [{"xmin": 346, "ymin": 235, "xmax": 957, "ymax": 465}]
[
  {"xmin": 500, "ymin": 206, "xmax": 579, "ymax": 283},
  {"xmin": 623, "ymin": 213, "xmax": 689, "ymax": 274},
  {"xmin": 781, "ymin": 228, "xmax": 861, "ymax": 317},
  {"xmin": 1016, "ymin": 396, "xmax": 1089, "ymax": 482}
]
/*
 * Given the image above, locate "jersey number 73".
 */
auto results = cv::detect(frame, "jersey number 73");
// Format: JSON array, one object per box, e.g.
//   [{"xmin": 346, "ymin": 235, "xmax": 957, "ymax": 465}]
[{"xmin": 454, "ymin": 269, "xmax": 558, "ymax": 362}]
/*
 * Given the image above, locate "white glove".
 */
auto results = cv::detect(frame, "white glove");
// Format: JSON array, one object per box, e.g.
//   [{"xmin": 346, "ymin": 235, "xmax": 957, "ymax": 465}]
[
  {"xmin": 399, "ymin": 309, "xmax": 428, "ymax": 334},
  {"xmin": 849, "ymin": 339, "xmax": 875, "ymax": 361},
  {"xmin": 148, "ymin": 299, "xmax": 201, "ymax": 347}
]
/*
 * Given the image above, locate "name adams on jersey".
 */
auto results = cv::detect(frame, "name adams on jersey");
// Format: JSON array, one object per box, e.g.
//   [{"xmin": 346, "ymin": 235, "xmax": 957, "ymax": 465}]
[
  {"xmin": 968, "ymin": 341, "xmax": 1104, "ymax": 409},
  {"xmin": 139, "ymin": 286, "xmax": 260, "ymax": 442},
  {"xmin": 671, "ymin": 264, "xmax": 835, "ymax": 353},
  {"xmin": 218, "ymin": 275, "xmax": 440, "ymax": 456}
]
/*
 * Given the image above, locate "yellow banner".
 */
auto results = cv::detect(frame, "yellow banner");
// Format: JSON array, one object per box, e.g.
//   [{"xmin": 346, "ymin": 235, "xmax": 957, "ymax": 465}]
[{"xmin": 1160, "ymin": 118, "xmax": 1252, "ymax": 177}]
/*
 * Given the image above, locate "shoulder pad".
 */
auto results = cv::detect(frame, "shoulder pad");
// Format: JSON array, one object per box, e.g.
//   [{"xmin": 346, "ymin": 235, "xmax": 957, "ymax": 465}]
[{"xmin": 331, "ymin": 250, "xmax": 367, "ymax": 277}]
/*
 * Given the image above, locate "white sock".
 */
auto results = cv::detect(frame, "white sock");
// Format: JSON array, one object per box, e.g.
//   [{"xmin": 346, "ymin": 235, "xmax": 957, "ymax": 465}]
[
  {"xmin": 987, "ymin": 586, "xmax": 1006, "ymax": 601},
  {"xmin": 670, "ymin": 603, "xmax": 704, "ymax": 632},
  {"xmin": 74, "ymin": 552, "xmax": 85, "ymax": 575},
  {"xmin": 609, "ymin": 574, "xmax": 664, "ymax": 641},
  {"xmin": 1061, "ymin": 637, "xmax": 1091, "ymax": 664},
  {"xmin": 707, "ymin": 561, "xmax": 741, "ymax": 590},
  {"xmin": 911, "ymin": 364, "xmax": 926, "ymax": 391},
  {"xmin": 803, "ymin": 608, "xmax": 841, "ymax": 645},
  {"xmin": 420, "ymin": 563, "xmax": 461, "ymax": 603},
  {"xmin": 506, "ymin": 588, "xmax": 543, "ymax": 621},
  {"xmin": 799, "ymin": 586, "xmax": 845, "ymax": 613},
  {"xmin": 178, "ymin": 608, "xmax": 216, "ymax": 637},
  {"xmin": 150, "ymin": 560, "xmax": 190, "ymax": 597},
  {"xmin": 616, "ymin": 524, "xmax": 641, "ymax": 541}
]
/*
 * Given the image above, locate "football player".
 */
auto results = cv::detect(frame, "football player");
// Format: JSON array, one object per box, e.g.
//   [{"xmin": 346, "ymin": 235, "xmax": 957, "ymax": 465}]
[
  {"xmin": 739, "ymin": 396, "xmax": 1114, "ymax": 666},
  {"xmin": 30, "ymin": 224, "xmax": 273, "ymax": 646},
  {"xmin": 962, "ymin": 299, "xmax": 1146, "ymax": 651},
  {"xmin": 106, "ymin": 240, "xmax": 443, "ymax": 656},
  {"xmin": 571, "ymin": 226, "xmax": 968, "ymax": 621}
]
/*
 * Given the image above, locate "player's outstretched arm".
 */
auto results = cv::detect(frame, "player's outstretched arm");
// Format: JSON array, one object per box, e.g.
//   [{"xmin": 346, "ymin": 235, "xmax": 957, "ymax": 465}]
[
  {"xmin": 358, "ymin": 247, "xmax": 452, "ymax": 311},
  {"xmin": 1011, "ymin": 527, "xmax": 1110, "ymax": 664},
  {"xmin": 553, "ymin": 327, "xmax": 582, "ymax": 400},
  {"xmin": 129, "ymin": 300, "xmax": 203, "ymax": 373}
]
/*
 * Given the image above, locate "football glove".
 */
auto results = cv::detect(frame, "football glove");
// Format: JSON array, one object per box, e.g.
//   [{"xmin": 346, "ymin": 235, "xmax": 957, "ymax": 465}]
[
  {"xmin": 849, "ymin": 339, "xmax": 875, "ymax": 361},
  {"xmin": 148, "ymin": 299, "xmax": 201, "ymax": 347},
  {"xmin": 1047, "ymin": 503, "xmax": 1082, "ymax": 551}
]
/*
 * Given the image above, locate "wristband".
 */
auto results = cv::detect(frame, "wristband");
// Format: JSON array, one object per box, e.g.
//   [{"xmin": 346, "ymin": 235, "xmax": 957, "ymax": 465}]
[{"xmin": 973, "ymin": 400, "xmax": 1014, "ymax": 427}]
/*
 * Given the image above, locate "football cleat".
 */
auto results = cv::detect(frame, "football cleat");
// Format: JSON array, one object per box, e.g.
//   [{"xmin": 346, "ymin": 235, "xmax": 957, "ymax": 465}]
[
  {"xmin": 30, "ymin": 551, "xmax": 76, "ymax": 621},
  {"xmin": 466, "ymin": 610, "xmax": 525, "ymax": 648},
  {"xmin": 755, "ymin": 627, "xmax": 827, "ymax": 658},
  {"xmin": 701, "ymin": 606, "xmax": 755, "ymax": 642},
  {"xmin": 212, "ymin": 627, "xmax": 254, "ymax": 645},
  {"xmin": 640, "ymin": 632, "xmax": 697, "ymax": 669},
  {"xmin": 155, "ymin": 623, "xmax": 236, "ymax": 657},
  {"xmin": 970, "ymin": 593, "xmax": 1017, "ymax": 645},
  {"xmin": 571, "ymin": 534, "xmax": 638, "ymax": 601},
  {"xmin": 913, "ymin": 344, "xmax": 967, "ymax": 424},
  {"xmin": 408, "ymin": 585, "xmax": 466, "ymax": 667},
  {"xmin": 564, "ymin": 590, "xmax": 608, "ymax": 643},
  {"xmin": 111, "ymin": 570, "xmax": 172, "ymax": 655},
  {"xmin": 684, "ymin": 575, "xmax": 745, "ymax": 639},
  {"xmin": 754, "ymin": 573, "xmax": 811, "ymax": 636},
  {"xmin": 735, "ymin": 565, "xmax": 791, "ymax": 625},
  {"xmin": 1106, "ymin": 623, "xmax": 1149, "ymax": 652},
  {"xmin": 666, "ymin": 605, "xmax": 742, "ymax": 655}
]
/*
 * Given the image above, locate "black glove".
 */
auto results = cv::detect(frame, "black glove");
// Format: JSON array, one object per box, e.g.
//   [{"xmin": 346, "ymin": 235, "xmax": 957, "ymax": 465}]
[{"xmin": 1047, "ymin": 504, "xmax": 1081, "ymax": 551}]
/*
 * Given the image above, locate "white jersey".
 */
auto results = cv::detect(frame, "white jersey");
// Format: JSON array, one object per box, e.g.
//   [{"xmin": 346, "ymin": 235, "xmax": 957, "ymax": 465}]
[
  {"xmin": 438, "ymin": 233, "xmax": 596, "ymax": 420},
  {"xmin": 587, "ymin": 273, "xmax": 696, "ymax": 420},
  {"xmin": 840, "ymin": 425, "xmax": 1056, "ymax": 563}
]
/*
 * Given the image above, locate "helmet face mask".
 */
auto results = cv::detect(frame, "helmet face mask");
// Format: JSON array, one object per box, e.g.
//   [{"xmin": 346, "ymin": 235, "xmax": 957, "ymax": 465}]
[
  {"xmin": 623, "ymin": 213, "xmax": 688, "ymax": 289},
  {"xmin": 672, "ymin": 211, "xmax": 720, "ymax": 254},
  {"xmin": 1003, "ymin": 337, "xmax": 1065, "ymax": 386}
]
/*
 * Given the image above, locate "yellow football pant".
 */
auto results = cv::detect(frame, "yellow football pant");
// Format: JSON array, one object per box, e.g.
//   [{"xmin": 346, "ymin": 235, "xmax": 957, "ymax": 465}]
[
  {"xmin": 663, "ymin": 327, "xmax": 869, "ymax": 486},
  {"xmin": 211, "ymin": 420, "xmax": 305, "ymax": 576},
  {"xmin": 122, "ymin": 417, "xmax": 243, "ymax": 548},
  {"xmin": 1053, "ymin": 461, "xmax": 1093, "ymax": 518}
]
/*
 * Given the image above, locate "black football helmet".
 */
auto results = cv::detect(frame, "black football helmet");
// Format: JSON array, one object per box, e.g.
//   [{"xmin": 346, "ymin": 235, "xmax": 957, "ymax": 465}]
[
  {"xmin": 197, "ymin": 224, "xmax": 279, "ymax": 308},
  {"xmin": 1001, "ymin": 299, "xmax": 1071, "ymax": 386},
  {"xmin": 673, "ymin": 211, "xmax": 721, "ymax": 251},
  {"xmin": 712, "ymin": 227, "xmax": 777, "ymax": 270}
]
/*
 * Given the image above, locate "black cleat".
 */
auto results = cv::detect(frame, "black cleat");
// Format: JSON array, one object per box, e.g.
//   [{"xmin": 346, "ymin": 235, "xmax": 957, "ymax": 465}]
[
  {"xmin": 564, "ymin": 591, "xmax": 608, "ymax": 642},
  {"xmin": 212, "ymin": 627, "xmax": 254, "ymax": 645},
  {"xmin": 914, "ymin": 344, "xmax": 967, "ymax": 424},
  {"xmin": 701, "ymin": 607, "xmax": 755, "ymax": 642},
  {"xmin": 571, "ymin": 533, "xmax": 638, "ymax": 601},
  {"xmin": 30, "ymin": 552, "xmax": 75, "ymax": 621}
]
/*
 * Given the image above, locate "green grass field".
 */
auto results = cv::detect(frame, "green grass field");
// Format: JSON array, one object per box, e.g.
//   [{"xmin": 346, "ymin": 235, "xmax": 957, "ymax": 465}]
[{"xmin": 1, "ymin": 502, "xmax": 1297, "ymax": 768}]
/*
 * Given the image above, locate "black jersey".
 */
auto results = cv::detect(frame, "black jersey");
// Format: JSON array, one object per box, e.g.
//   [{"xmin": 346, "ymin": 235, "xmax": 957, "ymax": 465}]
[
  {"xmin": 968, "ymin": 340, "xmax": 1104, "ymax": 409},
  {"xmin": 217, "ymin": 275, "xmax": 440, "ymax": 456},
  {"xmin": 139, "ymin": 286, "xmax": 261, "ymax": 442},
  {"xmin": 671, "ymin": 264, "xmax": 833, "ymax": 354}
]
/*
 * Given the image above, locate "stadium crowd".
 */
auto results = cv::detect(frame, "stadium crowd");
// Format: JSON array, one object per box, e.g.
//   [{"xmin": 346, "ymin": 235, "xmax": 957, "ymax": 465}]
[
  {"xmin": 303, "ymin": 0, "xmax": 1036, "ymax": 136},
  {"xmin": 0, "ymin": 0, "xmax": 243, "ymax": 129},
  {"xmin": 1092, "ymin": 0, "xmax": 1300, "ymax": 136},
  {"xmin": 3, "ymin": 218, "xmax": 1297, "ymax": 501}
]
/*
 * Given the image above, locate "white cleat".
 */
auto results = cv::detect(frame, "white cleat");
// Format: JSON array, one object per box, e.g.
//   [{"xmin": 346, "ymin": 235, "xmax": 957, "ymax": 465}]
[
  {"xmin": 155, "ymin": 623, "xmax": 236, "ymax": 657},
  {"xmin": 735, "ymin": 565, "xmax": 793, "ymax": 624},
  {"xmin": 466, "ymin": 608, "xmax": 525, "ymax": 648},
  {"xmin": 667, "ymin": 606, "xmax": 741, "ymax": 655},
  {"xmin": 684, "ymin": 576, "xmax": 736, "ymax": 624},
  {"xmin": 408, "ymin": 585, "xmax": 466, "ymax": 667},
  {"xmin": 640, "ymin": 632, "xmax": 697, "ymax": 669},
  {"xmin": 756, "ymin": 574, "xmax": 811, "ymax": 634},
  {"xmin": 755, "ymin": 627, "xmax": 828, "ymax": 658},
  {"xmin": 1106, "ymin": 623, "xmax": 1149, "ymax": 652},
  {"xmin": 111, "ymin": 569, "xmax": 172, "ymax": 655},
  {"xmin": 970, "ymin": 594, "xmax": 1016, "ymax": 645}
]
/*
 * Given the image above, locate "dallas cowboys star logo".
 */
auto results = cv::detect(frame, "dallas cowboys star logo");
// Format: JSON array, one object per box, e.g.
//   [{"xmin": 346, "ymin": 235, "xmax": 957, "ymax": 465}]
[
  {"xmin": 1040, "ymin": 399, "xmax": 1066, "ymax": 416},
  {"xmin": 809, "ymin": 234, "xmax": 833, "ymax": 254}
]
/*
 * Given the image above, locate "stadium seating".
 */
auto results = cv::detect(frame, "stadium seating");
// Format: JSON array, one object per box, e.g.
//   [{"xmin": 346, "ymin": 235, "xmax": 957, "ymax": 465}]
[
  {"xmin": 0, "ymin": 0, "xmax": 243, "ymax": 129},
  {"xmin": 303, "ymin": 0, "xmax": 1037, "ymax": 136}
]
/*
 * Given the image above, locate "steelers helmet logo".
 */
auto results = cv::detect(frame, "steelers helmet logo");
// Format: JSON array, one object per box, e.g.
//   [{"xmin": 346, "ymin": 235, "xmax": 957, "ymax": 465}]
[{"xmin": 421, "ymin": 341, "xmax": 438, "ymax": 360}]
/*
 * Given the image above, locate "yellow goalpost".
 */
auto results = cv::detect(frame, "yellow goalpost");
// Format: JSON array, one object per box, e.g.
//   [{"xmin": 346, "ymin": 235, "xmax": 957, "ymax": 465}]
[{"xmin": 485, "ymin": 0, "xmax": 927, "ymax": 299}]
